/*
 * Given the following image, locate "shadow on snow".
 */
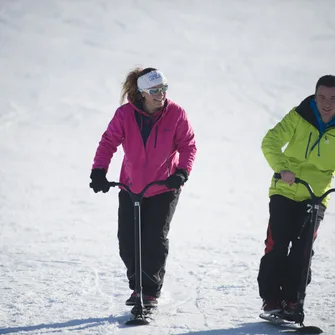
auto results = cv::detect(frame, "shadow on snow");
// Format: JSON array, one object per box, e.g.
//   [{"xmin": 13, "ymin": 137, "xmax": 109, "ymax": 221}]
[
  {"xmin": 174, "ymin": 321, "xmax": 297, "ymax": 335},
  {"xmin": 0, "ymin": 318, "xmax": 302, "ymax": 335},
  {"xmin": 0, "ymin": 314, "xmax": 131, "ymax": 334}
]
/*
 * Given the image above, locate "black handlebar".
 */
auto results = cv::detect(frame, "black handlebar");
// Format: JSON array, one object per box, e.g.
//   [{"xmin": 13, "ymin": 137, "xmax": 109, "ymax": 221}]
[
  {"xmin": 274, "ymin": 172, "xmax": 310, "ymax": 192},
  {"xmin": 107, "ymin": 180, "xmax": 167, "ymax": 197},
  {"xmin": 273, "ymin": 173, "xmax": 335, "ymax": 203}
]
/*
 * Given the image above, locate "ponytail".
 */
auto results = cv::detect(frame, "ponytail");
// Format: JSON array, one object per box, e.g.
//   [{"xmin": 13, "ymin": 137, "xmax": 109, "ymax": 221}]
[{"xmin": 120, "ymin": 67, "xmax": 157, "ymax": 105}]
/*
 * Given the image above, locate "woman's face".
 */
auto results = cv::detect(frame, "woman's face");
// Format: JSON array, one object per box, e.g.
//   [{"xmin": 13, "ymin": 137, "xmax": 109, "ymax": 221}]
[{"xmin": 141, "ymin": 84, "xmax": 168, "ymax": 113}]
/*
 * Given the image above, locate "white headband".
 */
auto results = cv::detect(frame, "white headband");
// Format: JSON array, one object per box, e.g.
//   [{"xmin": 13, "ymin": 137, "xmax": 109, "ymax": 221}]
[{"xmin": 137, "ymin": 70, "xmax": 168, "ymax": 91}]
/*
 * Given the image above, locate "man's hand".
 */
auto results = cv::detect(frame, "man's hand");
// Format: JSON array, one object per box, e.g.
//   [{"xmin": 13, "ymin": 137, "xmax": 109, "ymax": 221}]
[{"xmin": 280, "ymin": 170, "xmax": 295, "ymax": 185}]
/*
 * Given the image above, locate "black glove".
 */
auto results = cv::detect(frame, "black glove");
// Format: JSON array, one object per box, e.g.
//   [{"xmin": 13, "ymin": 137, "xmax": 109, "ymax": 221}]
[
  {"xmin": 90, "ymin": 168, "xmax": 110, "ymax": 193},
  {"xmin": 165, "ymin": 169, "xmax": 188, "ymax": 190}
]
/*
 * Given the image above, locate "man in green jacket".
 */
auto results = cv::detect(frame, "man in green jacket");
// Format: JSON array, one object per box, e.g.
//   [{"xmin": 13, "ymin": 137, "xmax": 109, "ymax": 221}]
[{"xmin": 258, "ymin": 75, "xmax": 335, "ymax": 317}]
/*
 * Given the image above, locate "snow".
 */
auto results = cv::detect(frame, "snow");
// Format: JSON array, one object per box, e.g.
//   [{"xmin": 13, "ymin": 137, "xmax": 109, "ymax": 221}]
[{"xmin": 1, "ymin": 0, "xmax": 335, "ymax": 334}]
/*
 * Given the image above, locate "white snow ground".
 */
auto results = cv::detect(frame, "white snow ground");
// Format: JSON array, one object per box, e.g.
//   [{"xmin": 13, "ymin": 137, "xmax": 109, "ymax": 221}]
[{"xmin": 1, "ymin": 0, "xmax": 335, "ymax": 334}]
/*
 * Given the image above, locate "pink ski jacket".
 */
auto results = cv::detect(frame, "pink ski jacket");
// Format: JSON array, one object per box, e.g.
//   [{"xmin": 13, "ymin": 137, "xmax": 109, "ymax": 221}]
[{"xmin": 92, "ymin": 99, "xmax": 197, "ymax": 197}]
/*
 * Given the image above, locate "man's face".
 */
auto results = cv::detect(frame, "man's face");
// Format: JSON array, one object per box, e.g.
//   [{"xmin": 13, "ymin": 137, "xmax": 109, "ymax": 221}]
[{"xmin": 315, "ymin": 85, "xmax": 335, "ymax": 123}]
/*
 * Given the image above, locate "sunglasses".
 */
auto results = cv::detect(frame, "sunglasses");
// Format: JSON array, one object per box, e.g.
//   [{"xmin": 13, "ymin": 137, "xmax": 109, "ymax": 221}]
[{"xmin": 141, "ymin": 84, "xmax": 168, "ymax": 95}]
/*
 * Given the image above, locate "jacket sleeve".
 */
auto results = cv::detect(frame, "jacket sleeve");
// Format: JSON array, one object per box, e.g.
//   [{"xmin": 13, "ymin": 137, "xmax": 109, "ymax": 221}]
[
  {"xmin": 262, "ymin": 108, "xmax": 299, "ymax": 172},
  {"xmin": 92, "ymin": 108, "xmax": 124, "ymax": 171},
  {"xmin": 174, "ymin": 108, "xmax": 197, "ymax": 174}
]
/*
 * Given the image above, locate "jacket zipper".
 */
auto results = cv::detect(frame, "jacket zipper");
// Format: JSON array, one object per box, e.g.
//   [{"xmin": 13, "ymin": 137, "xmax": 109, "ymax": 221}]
[{"xmin": 305, "ymin": 132, "xmax": 312, "ymax": 159}]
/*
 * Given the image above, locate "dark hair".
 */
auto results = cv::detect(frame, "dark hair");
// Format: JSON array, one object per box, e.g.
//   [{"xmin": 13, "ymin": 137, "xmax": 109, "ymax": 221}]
[
  {"xmin": 315, "ymin": 75, "xmax": 335, "ymax": 92},
  {"xmin": 120, "ymin": 67, "xmax": 157, "ymax": 104}
]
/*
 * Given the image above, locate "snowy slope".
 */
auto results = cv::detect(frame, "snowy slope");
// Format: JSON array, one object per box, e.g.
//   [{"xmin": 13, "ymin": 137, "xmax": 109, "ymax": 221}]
[{"xmin": 1, "ymin": 0, "xmax": 335, "ymax": 334}]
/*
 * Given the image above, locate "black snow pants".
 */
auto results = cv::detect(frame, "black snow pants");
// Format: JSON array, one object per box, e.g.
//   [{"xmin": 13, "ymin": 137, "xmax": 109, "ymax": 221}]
[
  {"xmin": 257, "ymin": 195, "xmax": 325, "ymax": 303},
  {"xmin": 117, "ymin": 189, "xmax": 180, "ymax": 298}
]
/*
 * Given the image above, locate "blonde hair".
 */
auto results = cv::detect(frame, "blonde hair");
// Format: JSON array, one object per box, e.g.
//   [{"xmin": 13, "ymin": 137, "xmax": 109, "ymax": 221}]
[{"xmin": 120, "ymin": 67, "xmax": 157, "ymax": 105}]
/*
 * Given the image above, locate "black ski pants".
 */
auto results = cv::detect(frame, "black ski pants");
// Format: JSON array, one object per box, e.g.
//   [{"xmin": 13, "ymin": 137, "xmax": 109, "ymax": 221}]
[
  {"xmin": 257, "ymin": 195, "xmax": 325, "ymax": 303},
  {"xmin": 117, "ymin": 189, "xmax": 180, "ymax": 298}
]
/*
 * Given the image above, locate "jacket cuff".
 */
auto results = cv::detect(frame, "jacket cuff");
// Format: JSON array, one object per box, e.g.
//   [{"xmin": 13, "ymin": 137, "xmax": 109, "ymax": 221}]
[
  {"xmin": 90, "ymin": 168, "xmax": 107, "ymax": 179},
  {"xmin": 175, "ymin": 168, "xmax": 189, "ymax": 182}
]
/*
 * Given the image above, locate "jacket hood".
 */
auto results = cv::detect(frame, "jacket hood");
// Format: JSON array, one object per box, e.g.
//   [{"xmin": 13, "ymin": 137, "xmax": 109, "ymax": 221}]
[{"xmin": 295, "ymin": 95, "xmax": 318, "ymax": 128}]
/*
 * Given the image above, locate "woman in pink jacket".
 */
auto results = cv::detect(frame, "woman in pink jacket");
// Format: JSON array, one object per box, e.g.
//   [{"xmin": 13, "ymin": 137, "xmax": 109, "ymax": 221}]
[{"xmin": 90, "ymin": 67, "xmax": 197, "ymax": 307}]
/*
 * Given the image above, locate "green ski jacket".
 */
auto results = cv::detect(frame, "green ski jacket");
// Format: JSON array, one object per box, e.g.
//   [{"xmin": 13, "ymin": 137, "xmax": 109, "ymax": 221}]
[{"xmin": 262, "ymin": 95, "xmax": 335, "ymax": 206}]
